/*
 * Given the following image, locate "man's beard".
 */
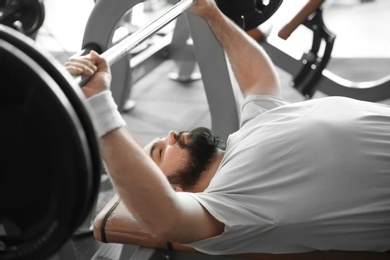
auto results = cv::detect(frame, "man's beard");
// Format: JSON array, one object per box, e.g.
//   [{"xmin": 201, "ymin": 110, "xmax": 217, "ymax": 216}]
[{"xmin": 167, "ymin": 127, "xmax": 220, "ymax": 190}]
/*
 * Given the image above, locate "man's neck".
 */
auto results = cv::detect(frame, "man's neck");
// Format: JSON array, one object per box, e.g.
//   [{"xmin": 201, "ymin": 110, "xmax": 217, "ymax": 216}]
[{"xmin": 187, "ymin": 149, "xmax": 225, "ymax": 193}]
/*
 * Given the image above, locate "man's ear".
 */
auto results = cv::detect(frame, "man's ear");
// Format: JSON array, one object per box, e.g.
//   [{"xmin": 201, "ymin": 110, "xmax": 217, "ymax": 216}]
[{"xmin": 172, "ymin": 185, "xmax": 184, "ymax": 192}]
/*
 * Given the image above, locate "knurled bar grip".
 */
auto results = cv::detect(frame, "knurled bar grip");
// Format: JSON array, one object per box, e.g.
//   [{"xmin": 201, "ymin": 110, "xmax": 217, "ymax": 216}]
[
  {"xmin": 278, "ymin": 0, "xmax": 324, "ymax": 40},
  {"xmin": 77, "ymin": 0, "xmax": 196, "ymax": 86}
]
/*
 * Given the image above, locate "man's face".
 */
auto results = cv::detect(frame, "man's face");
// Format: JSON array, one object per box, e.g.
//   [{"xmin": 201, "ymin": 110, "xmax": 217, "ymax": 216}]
[
  {"xmin": 144, "ymin": 127, "xmax": 220, "ymax": 190},
  {"xmin": 144, "ymin": 130, "xmax": 191, "ymax": 178}
]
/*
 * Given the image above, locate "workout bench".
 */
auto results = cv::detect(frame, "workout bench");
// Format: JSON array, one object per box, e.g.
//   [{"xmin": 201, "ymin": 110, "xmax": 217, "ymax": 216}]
[{"xmin": 93, "ymin": 194, "xmax": 390, "ymax": 260}]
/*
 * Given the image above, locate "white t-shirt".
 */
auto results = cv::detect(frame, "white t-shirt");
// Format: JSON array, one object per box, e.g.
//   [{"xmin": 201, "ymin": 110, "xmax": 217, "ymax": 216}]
[{"xmin": 180, "ymin": 95, "xmax": 390, "ymax": 255}]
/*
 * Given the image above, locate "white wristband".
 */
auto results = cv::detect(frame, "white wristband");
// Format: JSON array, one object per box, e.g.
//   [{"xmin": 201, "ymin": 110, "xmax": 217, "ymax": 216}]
[{"xmin": 87, "ymin": 90, "xmax": 126, "ymax": 137}]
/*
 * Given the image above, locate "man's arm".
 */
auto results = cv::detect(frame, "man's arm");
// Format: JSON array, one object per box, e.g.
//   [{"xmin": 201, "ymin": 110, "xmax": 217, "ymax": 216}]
[
  {"xmin": 65, "ymin": 52, "xmax": 224, "ymax": 243},
  {"xmin": 191, "ymin": 0, "xmax": 282, "ymax": 97}
]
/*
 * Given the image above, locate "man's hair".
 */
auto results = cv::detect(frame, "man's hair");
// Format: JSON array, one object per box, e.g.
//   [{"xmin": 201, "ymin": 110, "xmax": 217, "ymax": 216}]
[{"xmin": 167, "ymin": 127, "xmax": 220, "ymax": 190}]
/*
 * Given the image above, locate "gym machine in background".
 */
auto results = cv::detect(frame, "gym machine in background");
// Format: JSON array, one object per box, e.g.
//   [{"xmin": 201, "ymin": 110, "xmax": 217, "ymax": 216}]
[{"xmin": 262, "ymin": 0, "xmax": 390, "ymax": 101}]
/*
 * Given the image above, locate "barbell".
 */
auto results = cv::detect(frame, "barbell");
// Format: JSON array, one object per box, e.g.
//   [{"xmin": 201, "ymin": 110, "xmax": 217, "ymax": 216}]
[
  {"xmin": 77, "ymin": 0, "xmax": 283, "ymax": 86},
  {"xmin": 0, "ymin": 1, "xmax": 282, "ymax": 259}
]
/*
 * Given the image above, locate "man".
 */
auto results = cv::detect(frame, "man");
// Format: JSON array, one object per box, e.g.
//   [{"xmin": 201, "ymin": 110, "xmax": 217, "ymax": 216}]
[{"xmin": 65, "ymin": 0, "xmax": 390, "ymax": 255}]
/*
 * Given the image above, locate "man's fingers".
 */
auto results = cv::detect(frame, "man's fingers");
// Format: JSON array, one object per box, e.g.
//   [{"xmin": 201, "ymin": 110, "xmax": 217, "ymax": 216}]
[
  {"xmin": 64, "ymin": 59, "xmax": 97, "ymax": 76},
  {"xmin": 64, "ymin": 51, "xmax": 109, "ymax": 79},
  {"xmin": 65, "ymin": 65, "xmax": 83, "ymax": 75},
  {"xmin": 68, "ymin": 56, "xmax": 97, "ymax": 69},
  {"xmin": 89, "ymin": 50, "xmax": 110, "ymax": 73},
  {"xmin": 64, "ymin": 63, "xmax": 96, "ymax": 76},
  {"xmin": 89, "ymin": 50, "xmax": 101, "ymax": 61}
]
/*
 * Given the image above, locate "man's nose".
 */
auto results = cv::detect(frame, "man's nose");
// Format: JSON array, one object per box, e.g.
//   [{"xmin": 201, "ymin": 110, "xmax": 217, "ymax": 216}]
[{"xmin": 167, "ymin": 130, "xmax": 178, "ymax": 145}]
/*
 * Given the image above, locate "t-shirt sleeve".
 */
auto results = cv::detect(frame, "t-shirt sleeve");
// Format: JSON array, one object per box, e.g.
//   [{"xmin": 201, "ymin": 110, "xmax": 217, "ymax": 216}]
[
  {"xmin": 176, "ymin": 192, "xmax": 277, "ymax": 255},
  {"xmin": 240, "ymin": 95, "xmax": 289, "ymax": 127}
]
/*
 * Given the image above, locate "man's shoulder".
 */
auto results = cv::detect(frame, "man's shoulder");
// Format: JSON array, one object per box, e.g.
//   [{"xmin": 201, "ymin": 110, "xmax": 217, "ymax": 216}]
[{"xmin": 240, "ymin": 94, "xmax": 289, "ymax": 127}]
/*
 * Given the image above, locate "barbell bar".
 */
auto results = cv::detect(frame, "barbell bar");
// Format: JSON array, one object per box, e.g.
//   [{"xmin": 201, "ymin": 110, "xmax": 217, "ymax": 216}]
[{"xmin": 76, "ymin": 0, "xmax": 196, "ymax": 87}]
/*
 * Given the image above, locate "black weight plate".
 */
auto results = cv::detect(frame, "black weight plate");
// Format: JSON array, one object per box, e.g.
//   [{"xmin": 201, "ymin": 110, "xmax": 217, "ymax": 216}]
[
  {"xmin": 246, "ymin": 0, "xmax": 283, "ymax": 31},
  {"xmin": 19, "ymin": 0, "xmax": 45, "ymax": 36},
  {"xmin": 0, "ymin": 0, "xmax": 45, "ymax": 36},
  {"xmin": 216, "ymin": 0, "xmax": 283, "ymax": 31},
  {"xmin": 0, "ymin": 25, "xmax": 103, "ymax": 232},
  {"xmin": 0, "ymin": 39, "xmax": 90, "ymax": 260}
]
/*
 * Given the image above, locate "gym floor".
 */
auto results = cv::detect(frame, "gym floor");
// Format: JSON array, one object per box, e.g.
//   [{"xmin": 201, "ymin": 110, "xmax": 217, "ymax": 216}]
[{"xmin": 34, "ymin": 0, "xmax": 390, "ymax": 259}]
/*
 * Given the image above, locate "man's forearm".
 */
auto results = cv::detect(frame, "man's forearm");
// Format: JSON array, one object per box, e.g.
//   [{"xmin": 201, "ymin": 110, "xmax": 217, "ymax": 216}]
[{"xmin": 199, "ymin": 3, "xmax": 281, "ymax": 97}]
